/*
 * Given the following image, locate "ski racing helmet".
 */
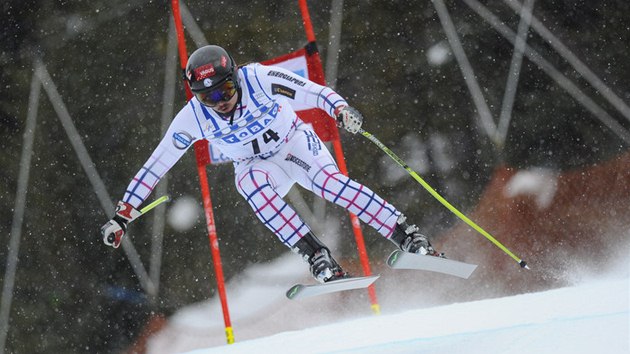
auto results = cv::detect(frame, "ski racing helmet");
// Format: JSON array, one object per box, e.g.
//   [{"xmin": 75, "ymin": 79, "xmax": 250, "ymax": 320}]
[{"xmin": 185, "ymin": 45, "xmax": 239, "ymax": 106}]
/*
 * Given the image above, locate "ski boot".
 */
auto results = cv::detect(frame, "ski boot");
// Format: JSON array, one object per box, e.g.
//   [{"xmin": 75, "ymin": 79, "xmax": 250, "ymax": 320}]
[
  {"xmin": 293, "ymin": 232, "xmax": 348, "ymax": 283},
  {"xmin": 390, "ymin": 214, "xmax": 444, "ymax": 257}
]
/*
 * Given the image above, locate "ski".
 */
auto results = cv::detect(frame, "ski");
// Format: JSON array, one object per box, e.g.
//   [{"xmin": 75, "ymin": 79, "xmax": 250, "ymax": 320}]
[
  {"xmin": 286, "ymin": 275, "xmax": 380, "ymax": 300},
  {"xmin": 387, "ymin": 250, "xmax": 477, "ymax": 279}
]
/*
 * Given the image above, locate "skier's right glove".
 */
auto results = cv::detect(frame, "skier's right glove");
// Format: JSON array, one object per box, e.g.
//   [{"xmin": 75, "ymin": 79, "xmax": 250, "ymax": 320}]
[{"xmin": 100, "ymin": 201, "xmax": 141, "ymax": 248}]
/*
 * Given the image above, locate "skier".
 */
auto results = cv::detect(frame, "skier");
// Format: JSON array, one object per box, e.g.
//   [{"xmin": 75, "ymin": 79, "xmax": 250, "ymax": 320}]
[{"xmin": 100, "ymin": 45, "xmax": 440, "ymax": 283}]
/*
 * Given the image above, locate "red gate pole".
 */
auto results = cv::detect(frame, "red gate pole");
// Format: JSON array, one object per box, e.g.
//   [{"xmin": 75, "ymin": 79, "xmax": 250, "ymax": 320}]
[
  {"xmin": 171, "ymin": 0, "xmax": 235, "ymax": 344},
  {"xmin": 298, "ymin": 0, "xmax": 380, "ymax": 315}
]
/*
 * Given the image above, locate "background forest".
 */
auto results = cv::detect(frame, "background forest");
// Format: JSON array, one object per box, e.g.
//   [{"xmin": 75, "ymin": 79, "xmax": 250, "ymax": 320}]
[{"xmin": 1, "ymin": 0, "xmax": 629, "ymax": 353}]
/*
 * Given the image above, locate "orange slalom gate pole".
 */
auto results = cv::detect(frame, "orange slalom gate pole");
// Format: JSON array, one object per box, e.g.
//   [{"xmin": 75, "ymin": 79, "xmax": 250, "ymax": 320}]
[
  {"xmin": 171, "ymin": 0, "xmax": 234, "ymax": 344},
  {"xmin": 298, "ymin": 0, "xmax": 380, "ymax": 315}
]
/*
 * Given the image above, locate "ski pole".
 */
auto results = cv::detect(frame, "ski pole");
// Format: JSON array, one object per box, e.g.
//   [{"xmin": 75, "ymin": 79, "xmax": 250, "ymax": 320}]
[
  {"xmin": 138, "ymin": 195, "xmax": 171, "ymax": 218},
  {"xmin": 359, "ymin": 129, "xmax": 529, "ymax": 269}
]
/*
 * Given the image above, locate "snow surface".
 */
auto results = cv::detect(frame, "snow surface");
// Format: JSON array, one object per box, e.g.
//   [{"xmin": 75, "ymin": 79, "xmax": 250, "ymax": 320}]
[
  {"xmin": 144, "ymin": 170, "xmax": 629, "ymax": 354},
  {"xmin": 183, "ymin": 278, "xmax": 628, "ymax": 354},
  {"xmin": 172, "ymin": 269, "xmax": 629, "ymax": 354}
]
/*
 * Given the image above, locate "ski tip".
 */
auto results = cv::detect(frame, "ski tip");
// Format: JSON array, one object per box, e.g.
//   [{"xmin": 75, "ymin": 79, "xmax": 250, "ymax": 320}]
[
  {"xmin": 386, "ymin": 250, "xmax": 402, "ymax": 267},
  {"xmin": 286, "ymin": 284, "xmax": 303, "ymax": 299},
  {"xmin": 359, "ymin": 274, "xmax": 381, "ymax": 282}
]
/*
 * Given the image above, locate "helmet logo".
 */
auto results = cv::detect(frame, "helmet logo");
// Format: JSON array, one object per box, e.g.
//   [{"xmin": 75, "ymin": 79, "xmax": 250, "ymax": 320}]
[
  {"xmin": 221, "ymin": 55, "xmax": 228, "ymax": 67},
  {"xmin": 194, "ymin": 63, "xmax": 216, "ymax": 80},
  {"xmin": 203, "ymin": 78, "xmax": 213, "ymax": 87}
]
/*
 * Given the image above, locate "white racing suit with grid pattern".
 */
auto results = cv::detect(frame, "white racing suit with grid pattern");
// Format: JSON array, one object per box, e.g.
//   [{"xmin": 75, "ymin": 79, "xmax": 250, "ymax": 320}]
[{"xmin": 121, "ymin": 63, "xmax": 401, "ymax": 248}]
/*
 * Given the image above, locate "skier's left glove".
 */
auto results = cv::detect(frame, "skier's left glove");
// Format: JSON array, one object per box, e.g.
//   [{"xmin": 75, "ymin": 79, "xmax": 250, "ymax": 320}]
[
  {"xmin": 100, "ymin": 201, "xmax": 142, "ymax": 248},
  {"xmin": 335, "ymin": 106, "xmax": 363, "ymax": 134}
]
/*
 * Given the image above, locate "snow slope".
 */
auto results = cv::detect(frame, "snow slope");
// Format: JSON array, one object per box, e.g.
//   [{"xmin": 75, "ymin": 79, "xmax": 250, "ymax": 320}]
[{"xmin": 184, "ymin": 275, "xmax": 629, "ymax": 354}]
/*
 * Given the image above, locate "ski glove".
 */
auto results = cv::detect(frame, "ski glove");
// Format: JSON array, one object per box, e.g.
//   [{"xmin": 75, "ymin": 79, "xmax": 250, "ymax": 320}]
[
  {"xmin": 100, "ymin": 201, "xmax": 141, "ymax": 248},
  {"xmin": 335, "ymin": 106, "xmax": 363, "ymax": 134}
]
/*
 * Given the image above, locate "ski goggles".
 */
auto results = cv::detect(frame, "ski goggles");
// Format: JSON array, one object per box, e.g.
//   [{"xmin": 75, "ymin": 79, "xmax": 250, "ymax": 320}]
[{"xmin": 194, "ymin": 78, "xmax": 237, "ymax": 107}]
